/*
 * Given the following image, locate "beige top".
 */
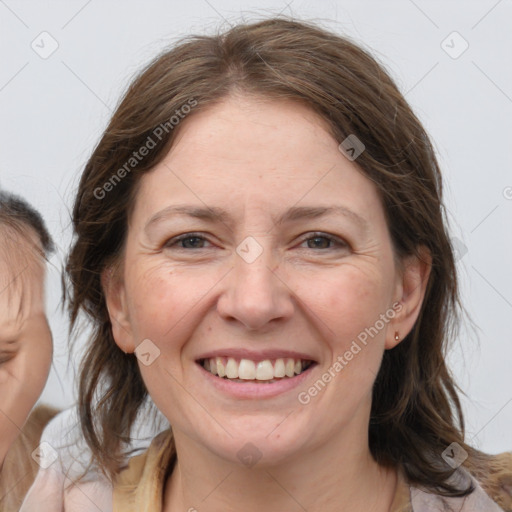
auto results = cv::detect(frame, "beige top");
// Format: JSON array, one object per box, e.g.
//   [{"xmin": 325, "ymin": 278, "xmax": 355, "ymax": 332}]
[{"xmin": 113, "ymin": 430, "xmax": 512, "ymax": 512}]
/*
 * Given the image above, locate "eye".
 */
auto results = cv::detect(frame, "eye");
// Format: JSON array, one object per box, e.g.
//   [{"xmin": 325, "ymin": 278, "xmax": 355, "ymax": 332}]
[
  {"xmin": 298, "ymin": 232, "xmax": 348, "ymax": 251},
  {"xmin": 0, "ymin": 350, "xmax": 15, "ymax": 365},
  {"xmin": 164, "ymin": 233, "xmax": 213, "ymax": 250},
  {"xmin": 163, "ymin": 232, "xmax": 348, "ymax": 251}
]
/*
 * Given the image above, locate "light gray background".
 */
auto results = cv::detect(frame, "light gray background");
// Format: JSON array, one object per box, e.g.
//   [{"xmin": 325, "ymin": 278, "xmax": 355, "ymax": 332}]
[{"xmin": 0, "ymin": 0, "xmax": 510, "ymax": 454}]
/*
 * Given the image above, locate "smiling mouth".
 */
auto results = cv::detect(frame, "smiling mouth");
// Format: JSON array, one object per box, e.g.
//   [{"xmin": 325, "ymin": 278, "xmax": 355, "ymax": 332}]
[{"xmin": 198, "ymin": 357, "xmax": 315, "ymax": 383}]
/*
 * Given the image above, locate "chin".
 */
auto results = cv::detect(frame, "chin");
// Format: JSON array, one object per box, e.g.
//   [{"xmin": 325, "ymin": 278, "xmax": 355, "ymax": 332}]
[{"xmin": 193, "ymin": 415, "xmax": 314, "ymax": 469}]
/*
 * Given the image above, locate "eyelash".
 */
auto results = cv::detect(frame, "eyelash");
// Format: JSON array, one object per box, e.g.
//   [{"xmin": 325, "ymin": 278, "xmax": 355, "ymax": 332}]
[
  {"xmin": 165, "ymin": 232, "xmax": 348, "ymax": 251},
  {"xmin": 0, "ymin": 352, "xmax": 14, "ymax": 365}
]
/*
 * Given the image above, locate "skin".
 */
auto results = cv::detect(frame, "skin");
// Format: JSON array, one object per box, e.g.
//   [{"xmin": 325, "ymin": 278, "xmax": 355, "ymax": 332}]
[
  {"xmin": 0, "ymin": 229, "xmax": 52, "ymax": 471},
  {"xmin": 104, "ymin": 94, "xmax": 431, "ymax": 512}
]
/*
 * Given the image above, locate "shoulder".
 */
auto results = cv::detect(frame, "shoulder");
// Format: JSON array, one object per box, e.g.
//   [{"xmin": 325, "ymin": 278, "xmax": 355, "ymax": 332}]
[
  {"xmin": 21, "ymin": 404, "xmax": 168, "ymax": 511},
  {"xmin": 113, "ymin": 430, "xmax": 175, "ymax": 512},
  {"xmin": 37, "ymin": 403, "xmax": 169, "ymax": 478},
  {"xmin": 392, "ymin": 451, "xmax": 512, "ymax": 512},
  {"xmin": 408, "ymin": 450, "xmax": 512, "ymax": 512},
  {"xmin": 471, "ymin": 450, "xmax": 512, "ymax": 511},
  {"xmin": 20, "ymin": 407, "xmax": 110, "ymax": 511},
  {"xmin": 39, "ymin": 406, "xmax": 91, "ymax": 474},
  {"xmin": 114, "ymin": 429, "xmax": 175, "ymax": 488},
  {"xmin": 0, "ymin": 405, "xmax": 59, "ymax": 512}
]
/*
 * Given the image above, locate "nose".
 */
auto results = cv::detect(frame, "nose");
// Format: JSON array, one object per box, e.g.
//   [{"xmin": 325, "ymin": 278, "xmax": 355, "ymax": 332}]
[{"xmin": 216, "ymin": 241, "xmax": 295, "ymax": 332}]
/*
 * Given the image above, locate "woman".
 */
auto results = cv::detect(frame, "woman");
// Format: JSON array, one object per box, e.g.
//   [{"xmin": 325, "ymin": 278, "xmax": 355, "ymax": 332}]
[{"xmin": 64, "ymin": 18, "xmax": 511, "ymax": 511}]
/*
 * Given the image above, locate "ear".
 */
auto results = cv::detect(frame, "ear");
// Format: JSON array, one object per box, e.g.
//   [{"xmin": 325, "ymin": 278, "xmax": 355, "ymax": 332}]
[
  {"xmin": 386, "ymin": 246, "xmax": 432, "ymax": 349},
  {"xmin": 101, "ymin": 265, "xmax": 136, "ymax": 353}
]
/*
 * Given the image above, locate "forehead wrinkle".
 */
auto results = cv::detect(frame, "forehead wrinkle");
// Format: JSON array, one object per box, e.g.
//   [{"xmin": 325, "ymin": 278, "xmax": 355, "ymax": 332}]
[
  {"xmin": 144, "ymin": 205, "xmax": 234, "ymax": 234},
  {"xmin": 144, "ymin": 203, "xmax": 369, "ymax": 234},
  {"xmin": 272, "ymin": 205, "xmax": 370, "ymax": 233}
]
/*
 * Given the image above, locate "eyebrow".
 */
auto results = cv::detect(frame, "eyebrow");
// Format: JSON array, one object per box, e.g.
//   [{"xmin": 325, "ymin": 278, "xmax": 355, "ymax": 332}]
[{"xmin": 144, "ymin": 204, "xmax": 369, "ymax": 233}]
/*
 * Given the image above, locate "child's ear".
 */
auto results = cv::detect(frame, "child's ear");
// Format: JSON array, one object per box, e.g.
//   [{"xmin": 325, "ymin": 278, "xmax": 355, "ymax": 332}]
[
  {"xmin": 386, "ymin": 246, "xmax": 432, "ymax": 349},
  {"xmin": 101, "ymin": 265, "xmax": 135, "ymax": 353}
]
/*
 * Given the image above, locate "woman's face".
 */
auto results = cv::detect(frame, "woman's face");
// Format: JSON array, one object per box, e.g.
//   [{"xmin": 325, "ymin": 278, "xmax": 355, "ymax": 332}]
[
  {"xmin": 106, "ymin": 95, "xmax": 426, "ymax": 466},
  {"xmin": 0, "ymin": 232, "xmax": 52, "ymax": 468}
]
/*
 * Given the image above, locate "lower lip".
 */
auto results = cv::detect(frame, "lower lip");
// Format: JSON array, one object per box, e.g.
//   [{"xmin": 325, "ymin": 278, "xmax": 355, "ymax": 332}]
[{"xmin": 196, "ymin": 362, "xmax": 317, "ymax": 399}]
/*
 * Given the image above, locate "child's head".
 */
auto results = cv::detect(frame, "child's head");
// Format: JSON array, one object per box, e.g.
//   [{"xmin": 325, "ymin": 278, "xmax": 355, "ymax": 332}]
[{"xmin": 0, "ymin": 191, "xmax": 54, "ymax": 470}]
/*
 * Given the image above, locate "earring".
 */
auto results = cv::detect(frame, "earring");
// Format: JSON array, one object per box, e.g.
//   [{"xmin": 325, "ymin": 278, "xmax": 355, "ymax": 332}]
[{"xmin": 394, "ymin": 331, "xmax": 400, "ymax": 342}]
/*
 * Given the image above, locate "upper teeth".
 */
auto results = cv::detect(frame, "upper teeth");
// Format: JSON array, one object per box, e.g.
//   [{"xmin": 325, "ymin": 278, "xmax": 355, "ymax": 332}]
[{"xmin": 202, "ymin": 357, "xmax": 311, "ymax": 381}]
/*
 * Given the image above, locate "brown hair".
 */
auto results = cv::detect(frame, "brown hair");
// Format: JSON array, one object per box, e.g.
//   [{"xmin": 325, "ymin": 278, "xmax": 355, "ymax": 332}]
[
  {"xmin": 66, "ymin": 17, "xmax": 476, "ymax": 495},
  {"xmin": 0, "ymin": 191, "xmax": 54, "ymax": 257}
]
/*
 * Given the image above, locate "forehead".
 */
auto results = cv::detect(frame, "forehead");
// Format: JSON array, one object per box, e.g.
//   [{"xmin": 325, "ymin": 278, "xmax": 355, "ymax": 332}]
[
  {"xmin": 168, "ymin": 95, "xmax": 336, "ymax": 169},
  {"xmin": 0, "ymin": 223, "xmax": 45, "ymax": 264},
  {"xmin": 132, "ymin": 95, "xmax": 385, "ymax": 231},
  {"xmin": 0, "ymin": 232, "xmax": 46, "ymax": 320}
]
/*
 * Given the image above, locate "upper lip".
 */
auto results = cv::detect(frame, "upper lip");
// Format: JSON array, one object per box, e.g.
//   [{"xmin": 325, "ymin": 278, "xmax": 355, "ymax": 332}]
[{"xmin": 196, "ymin": 349, "xmax": 318, "ymax": 363}]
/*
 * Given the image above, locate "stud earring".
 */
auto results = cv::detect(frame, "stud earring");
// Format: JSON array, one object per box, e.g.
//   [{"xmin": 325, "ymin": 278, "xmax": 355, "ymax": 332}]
[{"xmin": 394, "ymin": 331, "xmax": 400, "ymax": 342}]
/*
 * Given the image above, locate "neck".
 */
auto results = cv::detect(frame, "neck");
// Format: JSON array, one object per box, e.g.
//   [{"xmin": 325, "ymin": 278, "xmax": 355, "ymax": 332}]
[{"xmin": 163, "ymin": 423, "xmax": 397, "ymax": 512}]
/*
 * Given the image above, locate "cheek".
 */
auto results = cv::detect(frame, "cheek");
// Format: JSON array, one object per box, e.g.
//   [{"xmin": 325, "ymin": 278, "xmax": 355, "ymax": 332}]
[
  {"xmin": 0, "ymin": 339, "xmax": 51, "ymax": 438},
  {"xmin": 126, "ymin": 264, "xmax": 214, "ymax": 347},
  {"xmin": 23, "ymin": 331, "xmax": 52, "ymax": 401},
  {"xmin": 326, "ymin": 272, "xmax": 394, "ymax": 390},
  {"xmin": 305, "ymin": 264, "xmax": 393, "ymax": 347},
  {"xmin": 127, "ymin": 266, "xmax": 177, "ymax": 333}
]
